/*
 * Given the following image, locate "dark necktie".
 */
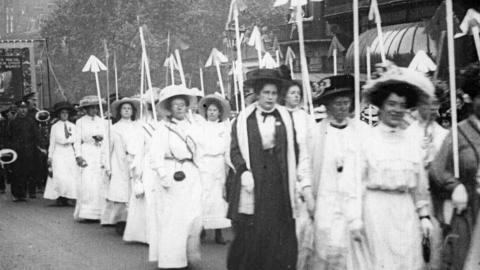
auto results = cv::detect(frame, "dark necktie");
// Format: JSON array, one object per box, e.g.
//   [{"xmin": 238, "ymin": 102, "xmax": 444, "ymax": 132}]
[{"xmin": 261, "ymin": 110, "xmax": 276, "ymax": 123}]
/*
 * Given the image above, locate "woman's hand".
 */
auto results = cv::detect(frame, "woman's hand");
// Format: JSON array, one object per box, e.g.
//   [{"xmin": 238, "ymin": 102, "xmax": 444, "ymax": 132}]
[
  {"xmin": 241, "ymin": 171, "xmax": 254, "ymax": 193},
  {"xmin": 452, "ymin": 184, "xmax": 468, "ymax": 213},
  {"xmin": 302, "ymin": 186, "xmax": 315, "ymax": 219},
  {"xmin": 420, "ymin": 218, "xmax": 434, "ymax": 237}
]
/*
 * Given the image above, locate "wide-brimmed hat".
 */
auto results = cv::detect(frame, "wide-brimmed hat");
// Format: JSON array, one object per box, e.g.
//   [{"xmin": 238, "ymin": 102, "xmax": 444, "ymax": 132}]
[
  {"xmin": 111, "ymin": 97, "xmax": 141, "ymax": 119},
  {"xmin": 314, "ymin": 74, "xmax": 354, "ymax": 105},
  {"xmin": 79, "ymin": 95, "xmax": 106, "ymax": 108},
  {"xmin": 244, "ymin": 68, "xmax": 290, "ymax": 92},
  {"xmin": 53, "ymin": 101, "xmax": 74, "ymax": 115},
  {"xmin": 158, "ymin": 85, "xmax": 202, "ymax": 116},
  {"xmin": 363, "ymin": 63, "xmax": 434, "ymax": 108},
  {"xmin": 198, "ymin": 93, "xmax": 231, "ymax": 121}
]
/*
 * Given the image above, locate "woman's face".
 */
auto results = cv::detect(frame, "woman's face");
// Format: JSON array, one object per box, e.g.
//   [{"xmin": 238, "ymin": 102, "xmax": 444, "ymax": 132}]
[
  {"xmin": 60, "ymin": 109, "xmax": 69, "ymax": 121},
  {"xmin": 473, "ymin": 95, "xmax": 480, "ymax": 120},
  {"xmin": 379, "ymin": 93, "xmax": 407, "ymax": 128},
  {"xmin": 120, "ymin": 103, "xmax": 133, "ymax": 119},
  {"xmin": 86, "ymin": 106, "xmax": 98, "ymax": 117},
  {"xmin": 285, "ymin": 85, "xmax": 302, "ymax": 109},
  {"xmin": 170, "ymin": 98, "xmax": 187, "ymax": 120},
  {"xmin": 418, "ymin": 97, "xmax": 440, "ymax": 121},
  {"xmin": 207, "ymin": 104, "xmax": 220, "ymax": 122},
  {"xmin": 257, "ymin": 83, "xmax": 278, "ymax": 111},
  {"xmin": 326, "ymin": 96, "xmax": 351, "ymax": 122}
]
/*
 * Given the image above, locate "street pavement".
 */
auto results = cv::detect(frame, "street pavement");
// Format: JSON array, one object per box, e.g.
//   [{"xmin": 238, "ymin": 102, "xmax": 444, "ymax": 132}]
[{"xmin": 0, "ymin": 189, "xmax": 230, "ymax": 270}]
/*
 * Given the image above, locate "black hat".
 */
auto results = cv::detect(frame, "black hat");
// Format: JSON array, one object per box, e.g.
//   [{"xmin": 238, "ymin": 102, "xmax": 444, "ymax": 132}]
[
  {"xmin": 244, "ymin": 68, "xmax": 290, "ymax": 92},
  {"xmin": 314, "ymin": 74, "xmax": 354, "ymax": 105},
  {"xmin": 53, "ymin": 101, "xmax": 74, "ymax": 115}
]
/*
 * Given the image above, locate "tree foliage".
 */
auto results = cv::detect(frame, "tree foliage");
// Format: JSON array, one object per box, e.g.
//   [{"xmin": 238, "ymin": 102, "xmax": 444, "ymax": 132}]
[{"xmin": 41, "ymin": 0, "xmax": 286, "ymax": 102}]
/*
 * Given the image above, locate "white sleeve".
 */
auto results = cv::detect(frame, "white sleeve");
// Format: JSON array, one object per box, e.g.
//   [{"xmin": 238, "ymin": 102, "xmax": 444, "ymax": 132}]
[{"xmin": 47, "ymin": 124, "xmax": 56, "ymax": 160}]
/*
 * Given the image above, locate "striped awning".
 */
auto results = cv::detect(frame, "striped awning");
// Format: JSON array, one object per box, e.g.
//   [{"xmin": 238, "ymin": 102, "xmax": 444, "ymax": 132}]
[{"xmin": 344, "ymin": 22, "xmax": 438, "ymax": 74}]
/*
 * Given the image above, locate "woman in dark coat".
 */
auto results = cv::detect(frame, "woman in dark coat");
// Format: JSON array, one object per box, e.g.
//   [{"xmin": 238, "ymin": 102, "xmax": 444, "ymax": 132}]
[
  {"xmin": 227, "ymin": 69, "xmax": 314, "ymax": 270},
  {"xmin": 430, "ymin": 63, "xmax": 480, "ymax": 270}
]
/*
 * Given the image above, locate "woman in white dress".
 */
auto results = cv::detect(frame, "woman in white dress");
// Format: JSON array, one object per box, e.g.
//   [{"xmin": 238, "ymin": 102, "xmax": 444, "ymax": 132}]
[
  {"xmin": 197, "ymin": 93, "xmax": 231, "ymax": 244},
  {"xmin": 101, "ymin": 97, "xmax": 141, "ymax": 231},
  {"xmin": 149, "ymin": 85, "xmax": 203, "ymax": 269},
  {"xmin": 123, "ymin": 87, "xmax": 161, "ymax": 245},
  {"xmin": 73, "ymin": 95, "xmax": 108, "ymax": 221},
  {"xmin": 44, "ymin": 101, "xmax": 79, "ymax": 206},
  {"xmin": 358, "ymin": 64, "xmax": 435, "ymax": 270}
]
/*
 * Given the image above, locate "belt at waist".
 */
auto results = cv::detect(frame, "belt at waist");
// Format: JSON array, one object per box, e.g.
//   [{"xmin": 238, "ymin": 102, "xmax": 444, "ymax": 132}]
[
  {"xmin": 366, "ymin": 186, "xmax": 411, "ymax": 194},
  {"xmin": 165, "ymin": 156, "xmax": 193, "ymax": 164}
]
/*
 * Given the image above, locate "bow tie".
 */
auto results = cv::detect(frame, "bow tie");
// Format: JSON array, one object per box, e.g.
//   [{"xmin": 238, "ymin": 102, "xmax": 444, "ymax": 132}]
[{"xmin": 261, "ymin": 110, "xmax": 276, "ymax": 123}]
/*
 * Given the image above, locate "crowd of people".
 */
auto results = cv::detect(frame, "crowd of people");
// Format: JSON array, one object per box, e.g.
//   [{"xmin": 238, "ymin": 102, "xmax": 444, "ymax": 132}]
[{"xmin": 0, "ymin": 61, "xmax": 479, "ymax": 270}]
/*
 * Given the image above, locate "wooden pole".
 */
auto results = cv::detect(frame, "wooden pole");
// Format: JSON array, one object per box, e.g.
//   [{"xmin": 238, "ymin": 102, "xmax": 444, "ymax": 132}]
[
  {"xmin": 169, "ymin": 56, "xmax": 175, "ymax": 85},
  {"xmin": 199, "ymin": 67, "xmax": 205, "ymax": 96},
  {"xmin": 234, "ymin": 6, "xmax": 245, "ymax": 110},
  {"xmin": 140, "ymin": 53, "xmax": 145, "ymax": 120},
  {"xmin": 296, "ymin": 6, "xmax": 314, "ymax": 113},
  {"xmin": 94, "ymin": 72, "xmax": 104, "ymax": 119},
  {"xmin": 333, "ymin": 48, "xmax": 338, "ymax": 75},
  {"xmin": 175, "ymin": 49, "xmax": 187, "ymax": 86},
  {"xmin": 446, "ymin": 0, "xmax": 459, "ymax": 178},
  {"xmin": 232, "ymin": 61, "xmax": 239, "ymax": 112},
  {"xmin": 353, "ymin": 0, "xmax": 361, "ymax": 120},
  {"xmin": 366, "ymin": 46, "xmax": 372, "ymax": 81},
  {"xmin": 113, "ymin": 51, "xmax": 119, "ymax": 100},
  {"xmin": 276, "ymin": 50, "xmax": 281, "ymax": 67},
  {"xmin": 373, "ymin": 3, "xmax": 386, "ymax": 64},
  {"xmin": 139, "ymin": 26, "xmax": 157, "ymax": 121}
]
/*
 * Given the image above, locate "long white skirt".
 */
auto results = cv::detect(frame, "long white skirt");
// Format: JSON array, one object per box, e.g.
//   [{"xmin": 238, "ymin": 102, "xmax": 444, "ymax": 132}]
[
  {"xmin": 149, "ymin": 160, "xmax": 202, "ymax": 269},
  {"xmin": 364, "ymin": 190, "xmax": 424, "ymax": 270},
  {"xmin": 44, "ymin": 144, "xmax": 79, "ymax": 200},
  {"xmin": 199, "ymin": 156, "xmax": 230, "ymax": 230},
  {"xmin": 123, "ymin": 185, "xmax": 147, "ymax": 243},
  {"xmin": 73, "ymin": 143, "xmax": 107, "ymax": 220}
]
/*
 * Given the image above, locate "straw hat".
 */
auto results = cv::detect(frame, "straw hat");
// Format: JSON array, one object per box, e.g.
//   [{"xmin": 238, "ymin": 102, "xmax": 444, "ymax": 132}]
[
  {"xmin": 110, "ymin": 97, "xmax": 141, "ymax": 119},
  {"xmin": 198, "ymin": 93, "xmax": 231, "ymax": 121},
  {"xmin": 79, "ymin": 95, "xmax": 106, "ymax": 108},
  {"xmin": 158, "ymin": 85, "xmax": 202, "ymax": 116},
  {"xmin": 363, "ymin": 63, "xmax": 434, "ymax": 108}
]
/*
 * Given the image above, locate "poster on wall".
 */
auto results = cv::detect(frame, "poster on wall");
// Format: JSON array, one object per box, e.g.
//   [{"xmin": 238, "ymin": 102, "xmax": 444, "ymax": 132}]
[{"xmin": 0, "ymin": 55, "xmax": 23, "ymax": 104}]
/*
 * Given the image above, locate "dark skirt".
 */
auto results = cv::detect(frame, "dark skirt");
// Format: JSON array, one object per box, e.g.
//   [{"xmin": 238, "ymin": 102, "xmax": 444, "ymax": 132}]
[{"xmin": 227, "ymin": 149, "xmax": 297, "ymax": 270}]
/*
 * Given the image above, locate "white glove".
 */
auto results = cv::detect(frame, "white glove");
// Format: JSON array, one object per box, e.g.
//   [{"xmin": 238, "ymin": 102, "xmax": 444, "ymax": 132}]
[
  {"xmin": 241, "ymin": 171, "xmax": 255, "ymax": 193},
  {"xmin": 133, "ymin": 179, "xmax": 145, "ymax": 198},
  {"xmin": 420, "ymin": 218, "xmax": 434, "ymax": 237},
  {"xmin": 452, "ymin": 184, "xmax": 468, "ymax": 213}
]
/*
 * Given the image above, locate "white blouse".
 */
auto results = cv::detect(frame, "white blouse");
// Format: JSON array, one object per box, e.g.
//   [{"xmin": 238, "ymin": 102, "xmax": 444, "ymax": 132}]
[
  {"xmin": 359, "ymin": 123, "xmax": 429, "ymax": 208},
  {"xmin": 255, "ymin": 106, "xmax": 277, "ymax": 149},
  {"xmin": 48, "ymin": 120, "xmax": 76, "ymax": 159}
]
